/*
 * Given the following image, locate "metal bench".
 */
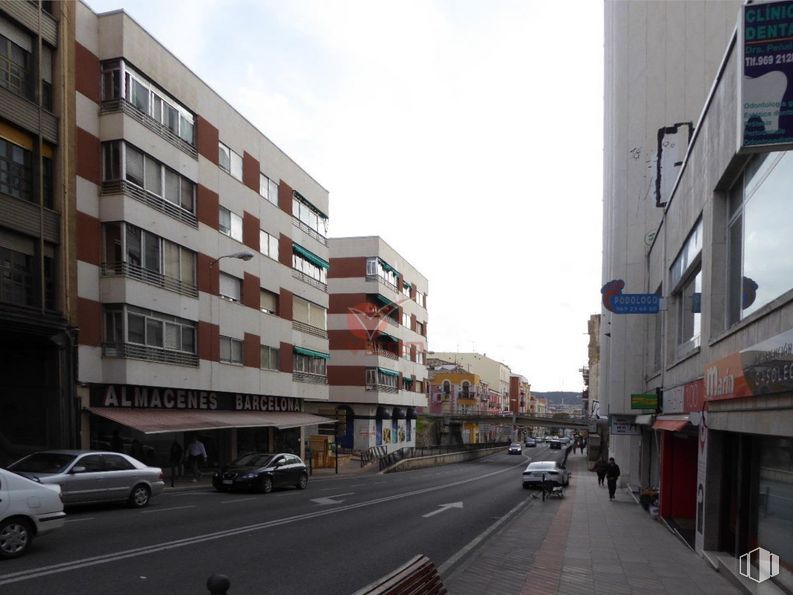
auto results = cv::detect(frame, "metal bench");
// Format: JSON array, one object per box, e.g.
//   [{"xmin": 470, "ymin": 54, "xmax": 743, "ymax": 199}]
[{"xmin": 352, "ymin": 554, "xmax": 447, "ymax": 595}]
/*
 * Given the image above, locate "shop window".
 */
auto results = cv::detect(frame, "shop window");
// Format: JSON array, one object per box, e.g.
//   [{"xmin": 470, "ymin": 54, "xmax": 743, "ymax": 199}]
[{"xmin": 728, "ymin": 151, "xmax": 793, "ymax": 324}]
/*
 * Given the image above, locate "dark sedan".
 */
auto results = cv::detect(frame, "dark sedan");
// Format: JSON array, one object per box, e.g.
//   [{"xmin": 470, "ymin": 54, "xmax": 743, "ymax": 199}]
[{"xmin": 212, "ymin": 452, "xmax": 308, "ymax": 493}]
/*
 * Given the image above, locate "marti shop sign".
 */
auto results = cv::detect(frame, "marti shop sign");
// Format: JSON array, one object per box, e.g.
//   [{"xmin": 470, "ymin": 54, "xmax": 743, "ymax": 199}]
[{"xmin": 705, "ymin": 329, "xmax": 793, "ymax": 400}]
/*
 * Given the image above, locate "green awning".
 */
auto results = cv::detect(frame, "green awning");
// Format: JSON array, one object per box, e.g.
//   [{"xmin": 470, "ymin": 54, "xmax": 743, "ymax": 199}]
[
  {"xmin": 375, "ymin": 294, "xmax": 395, "ymax": 307},
  {"xmin": 378, "ymin": 367, "xmax": 400, "ymax": 378},
  {"xmin": 402, "ymin": 281, "xmax": 411, "ymax": 289},
  {"xmin": 293, "ymin": 244, "xmax": 330, "ymax": 270},
  {"xmin": 294, "ymin": 346, "xmax": 330, "ymax": 360},
  {"xmin": 379, "ymin": 259, "xmax": 399, "ymax": 276},
  {"xmin": 377, "ymin": 331, "xmax": 399, "ymax": 343}
]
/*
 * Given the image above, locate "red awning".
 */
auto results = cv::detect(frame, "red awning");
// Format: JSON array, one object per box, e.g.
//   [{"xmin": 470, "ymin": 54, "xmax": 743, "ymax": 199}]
[
  {"xmin": 89, "ymin": 408, "xmax": 335, "ymax": 434},
  {"xmin": 652, "ymin": 419, "xmax": 689, "ymax": 432}
]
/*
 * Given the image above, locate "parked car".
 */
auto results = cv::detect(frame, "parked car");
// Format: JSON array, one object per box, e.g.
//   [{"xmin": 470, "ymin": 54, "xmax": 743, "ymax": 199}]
[
  {"xmin": 7, "ymin": 450, "xmax": 164, "ymax": 508},
  {"xmin": 549, "ymin": 438, "xmax": 562, "ymax": 450},
  {"xmin": 507, "ymin": 443, "xmax": 523, "ymax": 455},
  {"xmin": 524, "ymin": 437, "xmax": 537, "ymax": 447},
  {"xmin": 522, "ymin": 461, "xmax": 570, "ymax": 489},
  {"xmin": 0, "ymin": 468, "xmax": 65, "ymax": 558},
  {"xmin": 213, "ymin": 452, "xmax": 308, "ymax": 493}
]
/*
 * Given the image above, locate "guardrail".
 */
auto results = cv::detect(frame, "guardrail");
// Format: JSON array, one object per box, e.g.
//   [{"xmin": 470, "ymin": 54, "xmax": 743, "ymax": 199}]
[{"xmin": 378, "ymin": 442, "xmax": 508, "ymax": 471}]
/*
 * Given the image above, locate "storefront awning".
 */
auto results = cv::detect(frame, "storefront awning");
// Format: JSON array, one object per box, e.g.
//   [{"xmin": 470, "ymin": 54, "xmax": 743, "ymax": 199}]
[
  {"xmin": 634, "ymin": 414, "xmax": 655, "ymax": 425},
  {"xmin": 89, "ymin": 408, "xmax": 335, "ymax": 434},
  {"xmin": 652, "ymin": 415, "xmax": 690, "ymax": 432}
]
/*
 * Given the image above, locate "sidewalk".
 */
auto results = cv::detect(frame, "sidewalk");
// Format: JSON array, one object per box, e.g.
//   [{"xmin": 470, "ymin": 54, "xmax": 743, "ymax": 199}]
[{"xmin": 445, "ymin": 452, "xmax": 740, "ymax": 595}]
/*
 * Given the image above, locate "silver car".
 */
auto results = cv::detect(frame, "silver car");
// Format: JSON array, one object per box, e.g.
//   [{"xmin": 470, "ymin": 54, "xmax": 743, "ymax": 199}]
[
  {"xmin": 8, "ymin": 450, "xmax": 165, "ymax": 508},
  {"xmin": 521, "ymin": 461, "xmax": 570, "ymax": 489}
]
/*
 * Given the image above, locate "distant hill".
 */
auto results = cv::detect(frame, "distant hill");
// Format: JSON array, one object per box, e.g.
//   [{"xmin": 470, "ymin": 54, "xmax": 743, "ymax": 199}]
[{"xmin": 533, "ymin": 391, "xmax": 581, "ymax": 405}]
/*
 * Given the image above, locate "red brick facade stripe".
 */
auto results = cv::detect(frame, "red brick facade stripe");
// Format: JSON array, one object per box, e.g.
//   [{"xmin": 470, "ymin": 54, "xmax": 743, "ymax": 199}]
[
  {"xmin": 198, "ymin": 321, "xmax": 219, "ymax": 361},
  {"xmin": 279, "ymin": 342, "xmax": 293, "ymax": 373},
  {"xmin": 278, "ymin": 180, "xmax": 293, "ymax": 215},
  {"xmin": 327, "ymin": 329, "xmax": 370, "ymax": 350},
  {"xmin": 196, "ymin": 253, "xmax": 216, "ymax": 295},
  {"xmin": 328, "ymin": 293, "xmax": 368, "ymax": 314},
  {"xmin": 75, "ymin": 42, "xmax": 101, "ymax": 103},
  {"xmin": 244, "ymin": 332, "xmax": 260, "ymax": 368},
  {"xmin": 242, "ymin": 272, "xmax": 260, "ymax": 310},
  {"xmin": 278, "ymin": 234, "xmax": 292, "ymax": 267},
  {"xmin": 279, "ymin": 288, "xmax": 293, "ymax": 321},
  {"xmin": 242, "ymin": 152, "xmax": 259, "ymax": 193},
  {"xmin": 327, "ymin": 365, "xmax": 367, "ymax": 387},
  {"xmin": 196, "ymin": 116, "xmax": 219, "ymax": 165},
  {"xmin": 328, "ymin": 257, "xmax": 367, "ymax": 279},
  {"xmin": 242, "ymin": 211, "xmax": 260, "ymax": 252},
  {"xmin": 77, "ymin": 297, "xmax": 102, "ymax": 346},
  {"xmin": 76, "ymin": 211, "xmax": 101, "ymax": 266},
  {"xmin": 196, "ymin": 185, "xmax": 219, "ymax": 230},
  {"xmin": 76, "ymin": 127, "xmax": 101, "ymax": 185}
]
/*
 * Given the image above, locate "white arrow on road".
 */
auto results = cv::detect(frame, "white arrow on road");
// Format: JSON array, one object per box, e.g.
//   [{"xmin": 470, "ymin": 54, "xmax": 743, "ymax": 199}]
[
  {"xmin": 422, "ymin": 501, "xmax": 463, "ymax": 518},
  {"xmin": 311, "ymin": 492, "xmax": 354, "ymax": 505}
]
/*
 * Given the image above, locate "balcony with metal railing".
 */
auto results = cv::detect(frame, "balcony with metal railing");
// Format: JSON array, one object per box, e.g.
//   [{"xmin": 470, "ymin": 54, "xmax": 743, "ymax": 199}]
[
  {"xmin": 365, "ymin": 381, "xmax": 399, "ymax": 393},
  {"xmin": 100, "ymin": 98, "xmax": 197, "ymax": 159},
  {"xmin": 292, "ymin": 269, "xmax": 327, "ymax": 291},
  {"xmin": 292, "ymin": 217, "xmax": 327, "ymax": 245},
  {"xmin": 365, "ymin": 273, "xmax": 399, "ymax": 294},
  {"xmin": 292, "ymin": 320, "xmax": 328, "ymax": 339},
  {"xmin": 101, "ymin": 261, "xmax": 198, "ymax": 298},
  {"xmin": 292, "ymin": 371, "xmax": 328, "ymax": 384},
  {"xmin": 101, "ymin": 180, "xmax": 198, "ymax": 228},
  {"xmin": 102, "ymin": 342, "xmax": 199, "ymax": 367}
]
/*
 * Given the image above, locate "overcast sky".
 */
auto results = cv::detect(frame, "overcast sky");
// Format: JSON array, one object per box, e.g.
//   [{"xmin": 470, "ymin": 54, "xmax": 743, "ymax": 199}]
[{"xmin": 85, "ymin": 0, "xmax": 604, "ymax": 392}]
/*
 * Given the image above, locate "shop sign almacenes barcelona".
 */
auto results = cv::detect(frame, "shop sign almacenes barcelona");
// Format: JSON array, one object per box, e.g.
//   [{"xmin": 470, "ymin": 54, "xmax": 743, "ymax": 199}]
[{"xmin": 90, "ymin": 384, "xmax": 304, "ymax": 413}]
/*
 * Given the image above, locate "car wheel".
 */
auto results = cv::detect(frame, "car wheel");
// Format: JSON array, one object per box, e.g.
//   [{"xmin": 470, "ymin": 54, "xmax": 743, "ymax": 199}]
[
  {"xmin": 296, "ymin": 473, "xmax": 308, "ymax": 490},
  {"xmin": 262, "ymin": 476, "xmax": 273, "ymax": 494},
  {"xmin": 0, "ymin": 517, "xmax": 33, "ymax": 559},
  {"xmin": 129, "ymin": 484, "xmax": 151, "ymax": 508}
]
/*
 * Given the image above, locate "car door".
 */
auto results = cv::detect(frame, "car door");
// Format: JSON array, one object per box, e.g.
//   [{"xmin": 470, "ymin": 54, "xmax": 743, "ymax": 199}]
[
  {"xmin": 0, "ymin": 473, "xmax": 10, "ymax": 519},
  {"xmin": 285, "ymin": 455, "xmax": 302, "ymax": 484},
  {"xmin": 102, "ymin": 454, "xmax": 138, "ymax": 502},
  {"xmin": 270, "ymin": 456, "xmax": 289, "ymax": 488},
  {"xmin": 60, "ymin": 454, "xmax": 106, "ymax": 504}
]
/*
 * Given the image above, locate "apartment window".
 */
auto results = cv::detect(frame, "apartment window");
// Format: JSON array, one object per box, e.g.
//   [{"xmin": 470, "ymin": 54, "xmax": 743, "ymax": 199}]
[
  {"xmin": 442, "ymin": 380, "xmax": 451, "ymax": 397},
  {"xmin": 219, "ymin": 206, "xmax": 243, "ymax": 241},
  {"xmin": 259, "ymin": 230, "xmax": 279, "ymax": 260},
  {"xmin": 292, "ymin": 192, "xmax": 328, "ymax": 237},
  {"xmin": 260, "ymin": 173, "xmax": 279, "ymax": 206},
  {"xmin": 671, "ymin": 220, "xmax": 702, "ymax": 354},
  {"xmin": 401, "ymin": 343, "xmax": 410, "ymax": 359},
  {"xmin": 366, "ymin": 257, "xmax": 399, "ymax": 289},
  {"xmin": 104, "ymin": 305, "xmax": 196, "ymax": 354},
  {"xmin": 0, "ymin": 137, "xmax": 32, "ymax": 201},
  {"xmin": 106, "ymin": 141, "xmax": 196, "ymax": 213},
  {"xmin": 102, "ymin": 61, "xmax": 195, "ymax": 145},
  {"xmin": 416, "ymin": 349, "xmax": 425, "ymax": 365},
  {"xmin": 416, "ymin": 321, "xmax": 426, "ymax": 336},
  {"xmin": 260, "ymin": 288, "xmax": 278, "ymax": 314},
  {"xmin": 416, "ymin": 292, "xmax": 425, "ymax": 308},
  {"xmin": 293, "ymin": 352, "xmax": 328, "ymax": 376},
  {"xmin": 219, "ymin": 273, "xmax": 241, "ymax": 302},
  {"xmin": 260, "ymin": 345, "xmax": 279, "ymax": 370},
  {"xmin": 292, "ymin": 245, "xmax": 328, "ymax": 285},
  {"xmin": 366, "ymin": 368, "xmax": 398, "ymax": 389},
  {"xmin": 218, "ymin": 142, "xmax": 243, "ymax": 181},
  {"xmin": 293, "ymin": 296, "xmax": 327, "ymax": 330},
  {"xmin": 102, "ymin": 222, "xmax": 196, "ymax": 289},
  {"xmin": 0, "ymin": 246, "xmax": 33, "ymax": 306},
  {"xmin": 401, "ymin": 282, "xmax": 411, "ymax": 298},
  {"xmin": 401, "ymin": 311, "xmax": 410, "ymax": 327},
  {"xmin": 219, "ymin": 336, "xmax": 243, "ymax": 364},
  {"xmin": 461, "ymin": 381, "xmax": 470, "ymax": 398},
  {"xmin": 0, "ymin": 31, "xmax": 33, "ymax": 100},
  {"xmin": 728, "ymin": 151, "xmax": 793, "ymax": 324}
]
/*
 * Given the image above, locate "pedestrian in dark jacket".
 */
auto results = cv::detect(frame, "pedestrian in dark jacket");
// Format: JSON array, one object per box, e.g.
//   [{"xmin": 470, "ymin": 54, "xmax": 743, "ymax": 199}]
[
  {"xmin": 594, "ymin": 459, "xmax": 607, "ymax": 486},
  {"xmin": 606, "ymin": 457, "xmax": 621, "ymax": 500}
]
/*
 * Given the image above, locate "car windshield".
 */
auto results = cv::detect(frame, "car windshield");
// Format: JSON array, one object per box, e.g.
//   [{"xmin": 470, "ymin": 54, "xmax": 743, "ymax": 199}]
[
  {"xmin": 9, "ymin": 452, "xmax": 76, "ymax": 474},
  {"xmin": 232, "ymin": 453, "xmax": 275, "ymax": 467},
  {"xmin": 527, "ymin": 462, "xmax": 556, "ymax": 471}
]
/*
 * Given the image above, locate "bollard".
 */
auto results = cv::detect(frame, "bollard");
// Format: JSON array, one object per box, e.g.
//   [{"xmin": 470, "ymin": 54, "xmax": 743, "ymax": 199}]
[{"xmin": 207, "ymin": 574, "xmax": 231, "ymax": 594}]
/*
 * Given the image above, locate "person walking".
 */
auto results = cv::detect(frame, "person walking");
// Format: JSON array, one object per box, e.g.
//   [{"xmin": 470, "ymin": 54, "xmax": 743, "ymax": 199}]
[
  {"xmin": 594, "ymin": 459, "xmax": 607, "ymax": 486},
  {"xmin": 606, "ymin": 457, "xmax": 621, "ymax": 500},
  {"xmin": 169, "ymin": 440, "xmax": 183, "ymax": 487},
  {"xmin": 186, "ymin": 436, "xmax": 207, "ymax": 482}
]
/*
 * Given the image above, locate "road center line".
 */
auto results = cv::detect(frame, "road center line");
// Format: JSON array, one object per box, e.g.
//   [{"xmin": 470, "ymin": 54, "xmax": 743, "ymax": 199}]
[
  {"xmin": 140, "ymin": 505, "xmax": 195, "ymax": 514},
  {"xmin": 0, "ymin": 460, "xmax": 525, "ymax": 586},
  {"xmin": 220, "ymin": 498, "xmax": 256, "ymax": 504}
]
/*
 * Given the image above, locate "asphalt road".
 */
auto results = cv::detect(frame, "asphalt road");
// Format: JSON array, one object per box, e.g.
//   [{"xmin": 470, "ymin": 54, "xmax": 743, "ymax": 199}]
[{"xmin": 0, "ymin": 444, "xmax": 565, "ymax": 595}]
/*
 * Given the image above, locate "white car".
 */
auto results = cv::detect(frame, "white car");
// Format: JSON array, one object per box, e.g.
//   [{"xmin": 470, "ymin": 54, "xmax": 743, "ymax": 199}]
[
  {"xmin": 0, "ymin": 468, "xmax": 65, "ymax": 558},
  {"xmin": 521, "ymin": 461, "xmax": 570, "ymax": 489}
]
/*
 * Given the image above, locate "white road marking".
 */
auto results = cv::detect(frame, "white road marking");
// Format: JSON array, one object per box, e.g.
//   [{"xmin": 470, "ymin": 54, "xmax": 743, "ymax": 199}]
[
  {"xmin": 310, "ymin": 492, "xmax": 355, "ymax": 506},
  {"xmin": 220, "ymin": 497, "xmax": 256, "ymax": 504},
  {"xmin": 0, "ymin": 460, "xmax": 524, "ymax": 586},
  {"xmin": 64, "ymin": 517, "xmax": 95, "ymax": 524},
  {"xmin": 422, "ymin": 501, "xmax": 464, "ymax": 518},
  {"xmin": 140, "ymin": 505, "xmax": 195, "ymax": 514}
]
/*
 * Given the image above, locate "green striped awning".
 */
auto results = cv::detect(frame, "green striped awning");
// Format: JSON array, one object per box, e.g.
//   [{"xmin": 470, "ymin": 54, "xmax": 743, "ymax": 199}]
[
  {"xmin": 379, "ymin": 259, "xmax": 399, "ymax": 276},
  {"xmin": 294, "ymin": 346, "xmax": 330, "ymax": 360},
  {"xmin": 375, "ymin": 294, "xmax": 395, "ymax": 307},
  {"xmin": 293, "ymin": 244, "xmax": 330, "ymax": 270},
  {"xmin": 402, "ymin": 281, "xmax": 411, "ymax": 290},
  {"xmin": 378, "ymin": 367, "xmax": 400, "ymax": 378}
]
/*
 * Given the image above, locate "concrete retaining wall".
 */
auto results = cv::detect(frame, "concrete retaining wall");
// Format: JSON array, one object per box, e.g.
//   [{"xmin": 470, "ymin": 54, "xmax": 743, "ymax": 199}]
[{"xmin": 381, "ymin": 447, "xmax": 504, "ymax": 473}]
